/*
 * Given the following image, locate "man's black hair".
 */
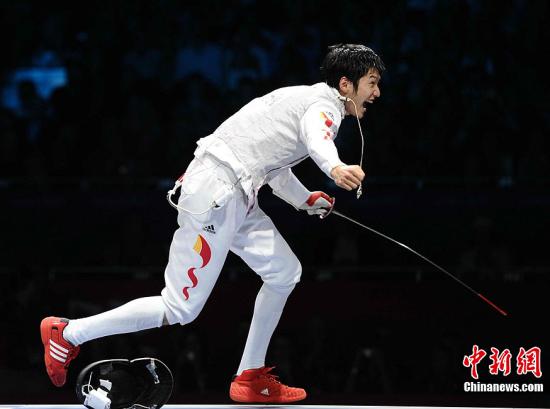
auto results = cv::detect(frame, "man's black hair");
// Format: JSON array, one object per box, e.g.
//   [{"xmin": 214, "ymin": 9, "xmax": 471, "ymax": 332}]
[{"xmin": 320, "ymin": 44, "xmax": 385, "ymax": 90}]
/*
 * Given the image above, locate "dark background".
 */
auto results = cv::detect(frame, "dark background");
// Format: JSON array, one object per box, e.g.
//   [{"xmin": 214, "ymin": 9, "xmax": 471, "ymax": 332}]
[{"xmin": 0, "ymin": 0, "xmax": 549, "ymax": 407}]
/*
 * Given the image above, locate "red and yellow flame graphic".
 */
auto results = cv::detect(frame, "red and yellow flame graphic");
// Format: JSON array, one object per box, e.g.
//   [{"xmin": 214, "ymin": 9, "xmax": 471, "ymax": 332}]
[
  {"xmin": 183, "ymin": 234, "xmax": 211, "ymax": 300},
  {"xmin": 320, "ymin": 112, "xmax": 335, "ymax": 139},
  {"xmin": 320, "ymin": 111, "xmax": 333, "ymax": 128}
]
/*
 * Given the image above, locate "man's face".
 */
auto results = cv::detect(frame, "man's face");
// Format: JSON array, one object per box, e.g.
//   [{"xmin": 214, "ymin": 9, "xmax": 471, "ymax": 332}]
[{"xmin": 341, "ymin": 68, "xmax": 381, "ymax": 119}]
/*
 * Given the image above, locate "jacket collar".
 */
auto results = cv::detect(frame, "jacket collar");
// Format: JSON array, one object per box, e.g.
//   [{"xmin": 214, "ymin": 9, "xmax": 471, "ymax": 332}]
[{"xmin": 325, "ymin": 83, "xmax": 347, "ymax": 118}]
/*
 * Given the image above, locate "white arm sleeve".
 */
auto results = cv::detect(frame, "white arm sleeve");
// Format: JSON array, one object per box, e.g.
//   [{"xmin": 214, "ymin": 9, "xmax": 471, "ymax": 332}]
[
  {"xmin": 299, "ymin": 103, "xmax": 346, "ymax": 178},
  {"xmin": 268, "ymin": 168, "xmax": 310, "ymax": 208}
]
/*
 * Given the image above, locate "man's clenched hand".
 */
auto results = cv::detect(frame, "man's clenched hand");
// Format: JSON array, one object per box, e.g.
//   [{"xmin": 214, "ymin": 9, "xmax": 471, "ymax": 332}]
[{"xmin": 330, "ymin": 165, "xmax": 365, "ymax": 191}]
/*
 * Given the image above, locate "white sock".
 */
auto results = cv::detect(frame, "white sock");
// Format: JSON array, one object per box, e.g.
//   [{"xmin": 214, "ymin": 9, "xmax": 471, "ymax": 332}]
[
  {"xmin": 63, "ymin": 296, "xmax": 167, "ymax": 346},
  {"xmin": 237, "ymin": 284, "xmax": 291, "ymax": 375}
]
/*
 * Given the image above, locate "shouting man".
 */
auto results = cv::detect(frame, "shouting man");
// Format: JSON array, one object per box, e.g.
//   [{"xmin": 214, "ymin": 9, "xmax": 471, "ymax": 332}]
[{"xmin": 41, "ymin": 43, "xmax": 384, "ymax": 403}]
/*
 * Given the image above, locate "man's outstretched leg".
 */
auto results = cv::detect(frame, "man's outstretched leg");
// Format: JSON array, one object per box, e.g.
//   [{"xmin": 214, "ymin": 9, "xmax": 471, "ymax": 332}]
[
  {"xmin": 40, "ymin": 157, "xmax": 245, "ymax": 387},
  {"xmin": 40, "ymin": 295, "xmax": 168, "ymax": 387},
  {"xmin": 229, "ymin": 205, "xmax": 306, "ymax": 403}
]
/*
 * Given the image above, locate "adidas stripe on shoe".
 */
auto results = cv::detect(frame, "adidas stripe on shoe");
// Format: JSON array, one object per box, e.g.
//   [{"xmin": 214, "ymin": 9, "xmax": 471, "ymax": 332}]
[{"xmin": 40, "ymin": 316, "xmax": 80, "ymax": 387}]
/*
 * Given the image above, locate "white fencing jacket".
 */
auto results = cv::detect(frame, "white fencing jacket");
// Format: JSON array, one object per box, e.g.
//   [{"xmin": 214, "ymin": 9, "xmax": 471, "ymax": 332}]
[{"xmin": 193, "ymin": 82, "xmax": 347, "ymax": 208}]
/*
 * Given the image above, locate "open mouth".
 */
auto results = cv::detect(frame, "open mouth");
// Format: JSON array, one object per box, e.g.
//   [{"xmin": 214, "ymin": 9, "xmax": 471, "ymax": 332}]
[{"xmin": 362, "ymin": 100, "xmax": 375, "ymax": 111}]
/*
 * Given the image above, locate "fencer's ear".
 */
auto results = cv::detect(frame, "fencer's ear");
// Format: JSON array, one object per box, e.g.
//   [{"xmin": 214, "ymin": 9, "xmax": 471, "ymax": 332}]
[{"xmin": 338, "ymin": 76, "xmax": 353, "ymax": 96}]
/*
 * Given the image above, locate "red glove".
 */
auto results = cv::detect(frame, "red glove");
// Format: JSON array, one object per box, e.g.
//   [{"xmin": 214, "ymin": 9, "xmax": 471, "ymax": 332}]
[{"xmin": 299, "ymin": 191, "xmax": 335, "ymax": 218}]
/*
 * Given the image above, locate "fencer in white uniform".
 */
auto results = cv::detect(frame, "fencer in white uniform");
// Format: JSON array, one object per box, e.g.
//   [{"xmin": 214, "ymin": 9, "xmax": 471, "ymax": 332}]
[
  {"xmin": 162, "ymin": 81, "xmax": 348, "ymax": 374},
  {"xmin": 41, "ymin": 44, "xmax": 384, "ymax": 403}
]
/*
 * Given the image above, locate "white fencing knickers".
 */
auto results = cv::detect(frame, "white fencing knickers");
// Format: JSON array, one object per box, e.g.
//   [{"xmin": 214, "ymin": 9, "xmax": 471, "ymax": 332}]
[{"xmin": 161, "ymin": 155, "xmax": 302, "ymax": 327}]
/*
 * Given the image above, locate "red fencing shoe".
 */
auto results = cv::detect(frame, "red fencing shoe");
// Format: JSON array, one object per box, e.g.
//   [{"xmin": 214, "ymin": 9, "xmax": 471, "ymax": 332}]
[
  {"xmin": 40, "ymin": 317, "xmax": 80, "ymax": 387},
  {"xmin": 229, "ymin": 366, "xmax": 306, "ymax": 403}
]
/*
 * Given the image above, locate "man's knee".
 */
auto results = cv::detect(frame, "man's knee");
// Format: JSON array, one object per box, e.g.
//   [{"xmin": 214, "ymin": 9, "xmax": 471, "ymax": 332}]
[
  {"xmin": 263, "ymin": 254, "xmax": 302, "ymax": 293},
  {"xmin": 161, "ymin": 294, "xmax": 204, "ymax": 326}
]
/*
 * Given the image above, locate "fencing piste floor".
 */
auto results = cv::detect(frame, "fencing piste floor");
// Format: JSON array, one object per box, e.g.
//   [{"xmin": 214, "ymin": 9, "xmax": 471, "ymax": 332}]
[{"xmin": 0, "ymin": 405, "xmax": 524, "ymax": 409}]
